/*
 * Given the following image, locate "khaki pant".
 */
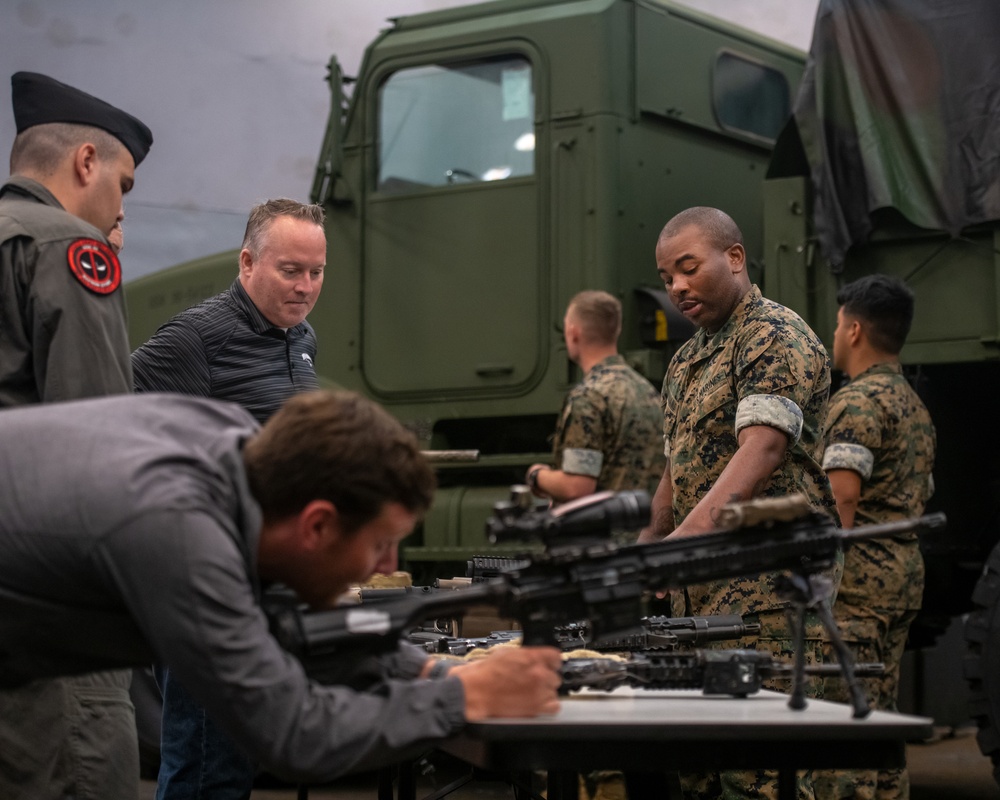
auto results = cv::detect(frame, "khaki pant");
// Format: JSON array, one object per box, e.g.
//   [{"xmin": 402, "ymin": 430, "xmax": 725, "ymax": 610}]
[{"xmin": 0, "ymin": 670, "xmax": 138, "ymax": 800}]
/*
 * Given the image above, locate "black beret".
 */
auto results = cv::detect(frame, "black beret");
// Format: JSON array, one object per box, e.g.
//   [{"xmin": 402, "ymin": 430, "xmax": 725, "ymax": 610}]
[{"xmin": 11, "ymin": 71, "xmax": 153, "ymax": 166}]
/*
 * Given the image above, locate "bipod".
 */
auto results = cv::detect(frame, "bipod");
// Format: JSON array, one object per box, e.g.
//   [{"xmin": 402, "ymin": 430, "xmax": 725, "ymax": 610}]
[{"xmin": 775, "ymin": 572, "xmax": 871, "ymax": 719}]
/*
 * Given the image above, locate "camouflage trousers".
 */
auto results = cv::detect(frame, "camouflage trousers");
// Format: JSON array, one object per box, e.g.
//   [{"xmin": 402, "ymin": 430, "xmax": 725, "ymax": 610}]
[
  {"xmin": 677, "ymin": 610, "xmax": 829, "ymax": 800},
  {"xmin": 811, "ymin": 602, "xmax": 918, "ymax": 800},
  {"xmin": 579, "ymin": 771, "xmax": 629, "ymax": 800}
]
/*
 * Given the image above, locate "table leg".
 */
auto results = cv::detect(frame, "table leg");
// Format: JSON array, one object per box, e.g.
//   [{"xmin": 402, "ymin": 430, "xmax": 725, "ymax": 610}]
[
  {"xmin": 546, "ymin": 771, "xmax": 579, "ymax": 800},
  {"xmin": 377, "ymin": 766, "xmax": 395, "ymax": 800},
  {"xmin": 377, "ymin": 761, "xmax": 418, "ymax": 800},
  {"xmin": 778, "ymin": 768, "xmax": 796, "ymax": 800},
  {"xmin": 624, "ymin": 771, "xmax": 672, "ymax": 800}
]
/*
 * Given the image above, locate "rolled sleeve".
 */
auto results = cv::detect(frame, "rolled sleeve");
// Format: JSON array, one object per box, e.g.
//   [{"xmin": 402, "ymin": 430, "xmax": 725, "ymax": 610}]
[
  {"xmin": 735, "ymin": 394, "xmax": 803, "ymax": 443},
  {"xmin": 822, "ymin": 442, "xmax": 875, "ymax": 480},
  {"xmin": 561, "ymin": 448, "xmax": 603, "ymax": 477}
]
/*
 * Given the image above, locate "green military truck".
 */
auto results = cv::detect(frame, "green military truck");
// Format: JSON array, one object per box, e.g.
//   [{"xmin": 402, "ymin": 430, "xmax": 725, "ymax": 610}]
[
  {"xmin": 126, "ymin": 0, "xmax": 1000, "ymax": 781},
  {"xmin": 127, "ymin": 0, "xmax": 804, "ymax": 567}
]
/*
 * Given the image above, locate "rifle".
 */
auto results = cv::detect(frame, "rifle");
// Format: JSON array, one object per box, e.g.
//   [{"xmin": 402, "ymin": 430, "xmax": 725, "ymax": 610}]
[
  {"xmin": 266, "ymin": 489, "xmax": 945, "ymax": 717},
  {"xmin": 346, "ymin": 556, "xmax": 519, "ymax": 606},
  {"xmin": 412, "ymin": 629, "xmax": 524, "ymax": 656},
  {"xmin": 559, "ymin": 650, "xmax": 885, "ymax": 697},
  {"xmin": 414, "ymin": 614, "xmax": 759, "ymax": 655},
  {"xmin": 557, "ymin": 613, "xmax": 759, "ymax": 652}
]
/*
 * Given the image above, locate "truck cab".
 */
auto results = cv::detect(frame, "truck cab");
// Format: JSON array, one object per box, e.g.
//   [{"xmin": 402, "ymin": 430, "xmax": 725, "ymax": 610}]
[{"xmin": 126, "ymin": 0, "xmax": 804, "ymax": 572}]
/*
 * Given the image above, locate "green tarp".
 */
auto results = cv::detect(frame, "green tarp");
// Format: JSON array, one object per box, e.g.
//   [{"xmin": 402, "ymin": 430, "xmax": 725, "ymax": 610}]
[{"xmin": 777, "ymin": 0, "xmax": 1000, "ymax": 265}]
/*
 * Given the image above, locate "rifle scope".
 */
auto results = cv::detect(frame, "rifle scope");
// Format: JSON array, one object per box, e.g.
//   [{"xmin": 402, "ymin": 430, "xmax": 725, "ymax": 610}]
[{"xmin": 486, "ymin": 489, "xmax": 651, "ymax": 546}]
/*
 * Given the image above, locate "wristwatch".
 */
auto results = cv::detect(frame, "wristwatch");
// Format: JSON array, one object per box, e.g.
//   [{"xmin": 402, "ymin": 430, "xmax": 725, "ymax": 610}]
[{"xmin": 527, "ymin": 466, "xmax": 545, "ymax": 492}]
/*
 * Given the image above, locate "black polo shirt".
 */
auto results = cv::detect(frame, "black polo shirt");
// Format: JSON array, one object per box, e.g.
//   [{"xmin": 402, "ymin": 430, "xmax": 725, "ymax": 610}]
[{"xmin": 132, "ymin": 279, "xmax": 318, "ymax": 423}]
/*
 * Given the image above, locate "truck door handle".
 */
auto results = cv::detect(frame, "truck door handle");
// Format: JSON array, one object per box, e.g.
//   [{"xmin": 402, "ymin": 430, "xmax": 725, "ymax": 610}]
[{"xmin": 475, "ymin": 364, "xmax": 515, "ymax": 378}]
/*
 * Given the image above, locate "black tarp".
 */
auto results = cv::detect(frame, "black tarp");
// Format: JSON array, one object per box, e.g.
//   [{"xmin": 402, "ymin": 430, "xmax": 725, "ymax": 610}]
[{"xmin": 773, "ymin": 0, "xmax": 1000, "ymax": 266}]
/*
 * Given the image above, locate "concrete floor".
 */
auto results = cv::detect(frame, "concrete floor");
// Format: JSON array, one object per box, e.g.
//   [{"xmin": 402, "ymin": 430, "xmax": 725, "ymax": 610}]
[{"xmin": 139, "ymin": 724, "xmax": 998, "ymax": 800}]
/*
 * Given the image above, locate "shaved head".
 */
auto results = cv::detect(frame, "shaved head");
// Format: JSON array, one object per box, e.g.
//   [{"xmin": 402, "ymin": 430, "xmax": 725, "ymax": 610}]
[{"xmin": 658, "ymin": 206, "xmax": 743, "ymax": 253}]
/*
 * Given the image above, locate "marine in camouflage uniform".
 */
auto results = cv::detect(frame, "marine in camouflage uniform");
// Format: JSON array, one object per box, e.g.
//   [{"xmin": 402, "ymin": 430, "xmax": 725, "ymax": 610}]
[
  {"xmin": 528, "ymin": 291, "xmax": 664, "ymax": 506},
  {"xmin": 527, "ymin": 291, "xmax": 664, "ymax": 800},
  {"xmin": 813, "ymin": 277, "xmax": 936, "ymax": 800},
  {"xmin": 547, "ymin": 357, "xmax": 665, "ymax": 800},
  {"xmin": 645, "ymin": 208, "xmax": 838, "ymax": 800},
  {"xmin": 662, "ymin": 284, "xmax": 838, "ymax": 626},
  {"xmin": 551, "ymin": 353, "xmax": 664, "ymax": 495}
]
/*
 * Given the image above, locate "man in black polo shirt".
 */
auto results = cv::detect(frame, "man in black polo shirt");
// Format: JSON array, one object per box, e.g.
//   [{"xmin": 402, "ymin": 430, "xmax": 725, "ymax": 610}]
[{"xmin": 132, "ymin": 197, "xmax": 325, "ymax": 799}]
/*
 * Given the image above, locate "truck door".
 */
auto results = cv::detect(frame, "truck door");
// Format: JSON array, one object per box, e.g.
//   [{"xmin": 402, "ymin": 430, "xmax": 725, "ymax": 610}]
[{"xmin": 362, "ymin": 51, "xmax": 544, "ymax": 399}]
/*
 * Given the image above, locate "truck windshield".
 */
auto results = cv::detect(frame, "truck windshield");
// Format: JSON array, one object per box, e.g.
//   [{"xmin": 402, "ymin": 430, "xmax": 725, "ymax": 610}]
[{"xmin": 377, "ymin": 56, "xmax": 534, "ymax": 194}]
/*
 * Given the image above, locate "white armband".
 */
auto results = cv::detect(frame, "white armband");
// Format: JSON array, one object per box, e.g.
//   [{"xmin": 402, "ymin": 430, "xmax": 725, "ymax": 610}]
[
  {"xmin": 822, "ymin": 442, "xmax": 874, "ymax": 480},
  {"xmin": 735, "ymin": 394, "xmax": 803, "ymax": 444},
  {"xmin": 562, "ymin": 448, "xmax": 603, "ymax": 478}
]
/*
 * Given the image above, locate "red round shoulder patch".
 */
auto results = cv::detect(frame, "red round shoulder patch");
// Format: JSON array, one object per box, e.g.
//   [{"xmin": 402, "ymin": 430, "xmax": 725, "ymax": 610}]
[{"xmin": 66, "ymin": 238, "xmax": 121, "ymax": 295}]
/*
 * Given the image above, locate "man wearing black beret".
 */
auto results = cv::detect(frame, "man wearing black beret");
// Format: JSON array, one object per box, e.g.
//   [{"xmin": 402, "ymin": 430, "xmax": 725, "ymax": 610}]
[{"xmin": 0, "ymin": 71, "xmax": 152, "ymax": 800}]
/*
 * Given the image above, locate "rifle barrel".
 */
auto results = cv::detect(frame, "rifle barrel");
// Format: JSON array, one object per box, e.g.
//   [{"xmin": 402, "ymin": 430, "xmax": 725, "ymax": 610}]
[
  {"xmin": 840, "ymin": 512, "xmax": 946, "ymax": 542},
  {"xmin": 421, "ymin": 449, "xmax": 480, "ymax": 463}
]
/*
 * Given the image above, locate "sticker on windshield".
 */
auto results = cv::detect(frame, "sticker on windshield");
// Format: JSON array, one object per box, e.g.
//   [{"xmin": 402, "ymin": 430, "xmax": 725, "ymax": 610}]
[{"xmin": 502, "ymin": 67, "xmax": 532, "ymax": 121}]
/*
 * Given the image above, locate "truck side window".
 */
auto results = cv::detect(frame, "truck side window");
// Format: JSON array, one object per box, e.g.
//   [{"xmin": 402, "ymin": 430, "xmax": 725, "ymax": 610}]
[
  {"xmin": 377, "ymin": 56, "xmax": 534, "ymax": 194},
  {"xmin": 712, "ymin": 52, "xmax": 790, "ymax": 143}
]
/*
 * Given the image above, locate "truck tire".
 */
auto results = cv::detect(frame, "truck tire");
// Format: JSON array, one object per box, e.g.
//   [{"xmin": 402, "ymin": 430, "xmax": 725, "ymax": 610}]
[{"xmin": 964, "ymin": 539, "xmax": 1000, "ymax": 787}]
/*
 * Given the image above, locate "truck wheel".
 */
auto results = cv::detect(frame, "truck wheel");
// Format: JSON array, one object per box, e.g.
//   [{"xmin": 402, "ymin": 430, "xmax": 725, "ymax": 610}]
[{"xmin": 964, "ymin": 539, "xmax": 1000, "ymax": 787}]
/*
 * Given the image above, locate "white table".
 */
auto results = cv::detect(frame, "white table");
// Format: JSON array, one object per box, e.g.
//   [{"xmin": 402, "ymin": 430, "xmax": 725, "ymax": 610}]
[{"xmin": 433, "ymin": 688, "xmax": 934, "ymax": 800}]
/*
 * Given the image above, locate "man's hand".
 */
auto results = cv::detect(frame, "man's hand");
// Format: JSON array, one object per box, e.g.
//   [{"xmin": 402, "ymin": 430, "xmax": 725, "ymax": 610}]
[
  {"xmin": 525, "ymin": 463, "xmax": 550, "ymax": 497},
  {"xmin": 636, "ymin": 527, "xmax": 659, "ymax": 544},
  {"xmin": 453, "ymin": 646, "xmax": 563, "ymax": 720},
  {"xmin": 108, "ymin": 221, "xmax": 124, "ymax": 255}
]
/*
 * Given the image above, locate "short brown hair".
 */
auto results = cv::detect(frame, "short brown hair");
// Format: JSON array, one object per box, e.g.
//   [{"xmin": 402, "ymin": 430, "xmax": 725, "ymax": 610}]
[
  {"xmin": 10, "ymin": 122, "xmax": 123, "ymax": 176},
  {"xmin": 243, "ymin": 390, "xmax": 436, "ymax": 531},
  {"xmin": 568, "ymin": 290, "xmax": 621, "ymax": 345},
  {"xmin": 241, "ymin": 198, "xmax": 325, "ymax": 259}
]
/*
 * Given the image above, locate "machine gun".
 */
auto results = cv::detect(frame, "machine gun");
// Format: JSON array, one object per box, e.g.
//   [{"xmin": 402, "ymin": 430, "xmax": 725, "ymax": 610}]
[
  {"xmin": 556, "ymin": 613, "xmax": 759, "ymax": 652},
  {"xmin": 414, "ymin": 614, "xmax": 759, "ymax": 655},
  {"xmin": 267, "ymin": 488, "xmax": 945, "ymax": 717},
  {"xmin": 412, "ymin": 629, "xmax": 524, "ymax": 656},
  {"xmin": 559, "ymin": 650, "xmax": 885, "ymax": 697}
]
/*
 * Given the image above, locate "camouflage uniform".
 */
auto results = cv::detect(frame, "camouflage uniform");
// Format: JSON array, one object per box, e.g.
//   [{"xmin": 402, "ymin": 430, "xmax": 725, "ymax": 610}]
[
  {"xmin": 813, "ymin": 363, "xmax": 936, "ymax": 800},
  {"xmin": 553, "ymin": 355, "xmax": 664, "ymax": 800},
  {"xmin": 552, "ymin": 354, "xmax": 665, "ymax": 496},
  {"xmin": 663, "ymin": 286, "xmax": 838, "ymax": 800}
]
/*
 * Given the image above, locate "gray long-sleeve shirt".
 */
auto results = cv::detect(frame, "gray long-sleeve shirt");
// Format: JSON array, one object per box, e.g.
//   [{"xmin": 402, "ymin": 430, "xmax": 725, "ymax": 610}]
[{"xmin": 0, "ymin": 393, "xmax": 465, "ymax": 781}]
